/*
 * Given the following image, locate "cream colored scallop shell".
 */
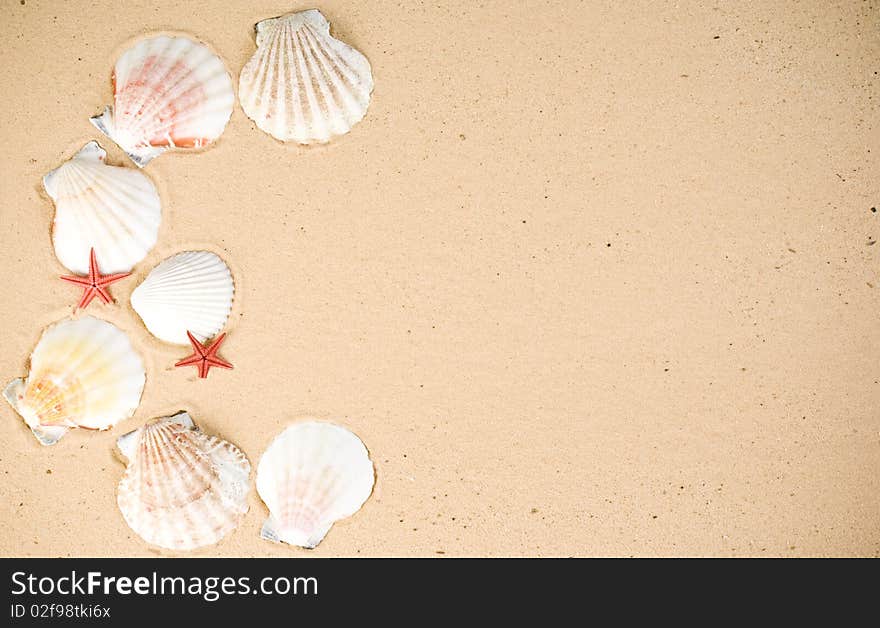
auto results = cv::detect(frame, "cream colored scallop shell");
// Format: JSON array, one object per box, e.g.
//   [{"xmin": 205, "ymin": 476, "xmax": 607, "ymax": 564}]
[
  {"xmin": 130, "ymin": 251, "xmax": 234, "ymax": 345},
  {"xmin": 43, "ymin": 141, "xmax": 162, "ymax": 275},
  {"xmin": 3, "ymin": 316, "xmax": 146, "ymax": 445},
  {"xmin": 256, "ymin": 421, "xmax": 375, "ymax": 549},
  {"xmin": 238, "ymin": 9, "xmax": 374, "ymax": 144},
  {"xmin": 91, "ymin": 34, "xmax": 235, "ymax": 167},
  {"xmin": 116, "ymin": 411, "xmax": 250, "ymax": 551}
]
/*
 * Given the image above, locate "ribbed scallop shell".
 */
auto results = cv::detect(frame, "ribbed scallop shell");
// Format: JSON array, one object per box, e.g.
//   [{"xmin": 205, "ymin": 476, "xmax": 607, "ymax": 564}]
[
  {"xmin": 256, "ymin": 421, "xmax": 374, "ymax": 549},
  {"xmin": 239, "ymin": 9, "xmax": 374, "ymax": 144},
  {"xmin": 3, "ymin": 316, "xmax": 146, "ymax": 445},
  {"xmin": 91, "ymin": 35, "xmax": 235, "ymax": 167},
  {"xmin": 130, "ymin": 251, "xmax": 234, "ymax": 345},
  {"xmin": 116, "ymin": 412, "xmax": 250, "ymax": 551},
  {"xmin": 43, "ymin": 142, "xmax": 161, "ymax": 275}
]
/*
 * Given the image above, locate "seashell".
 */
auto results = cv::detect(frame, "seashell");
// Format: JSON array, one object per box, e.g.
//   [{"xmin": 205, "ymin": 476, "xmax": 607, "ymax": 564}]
[
  {"xmin": 256, "ymin": 421, "xmax": 374, "ymax": 549},
  {"xmin": 3, "ymin": 316, "xmax": 146, "ymax": 445},
  {"xmin": 43, "ymin": 141, "xmax": 162, "ymax": 275},
  {"xmin": 116, "ymin": 411, "xmax": 250, "ymax": 550},
  {"xmin": 130, "ymin": 251, "xmax": 234, "ymax": 345},
  {"xmin": 239, "ymin": 9, "xmax": 374, "ymax": 144},
  {"xmin": 91, "ymin": 35, "xmax": 235, "ymax": 167}
]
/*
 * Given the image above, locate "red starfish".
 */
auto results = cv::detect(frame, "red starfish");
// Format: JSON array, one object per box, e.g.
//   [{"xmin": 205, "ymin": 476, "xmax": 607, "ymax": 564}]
[
  {"xmin": 60, "ymin": 248, "xmax": 131, "ymax": 309},
  {"xmin": 175, "ymin": 331, "xmax": 233, "ymax": 379}
]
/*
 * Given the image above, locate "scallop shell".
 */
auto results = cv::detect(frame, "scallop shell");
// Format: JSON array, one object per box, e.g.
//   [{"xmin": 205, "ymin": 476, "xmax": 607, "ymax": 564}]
[
  {"xmin": 130, "ymin": 251, "xmax": 234, "ymax": 345},
  {"xmin": 239, "ymin": 9, "xmax": 374, "ymax": 144},
  {"xmin": 43, "ymin": 142, "xmax": 162, "ymax": 275},
  {"xmin": 256, "ymin": 421, "xmax": 374, "ymax": 549},
  {"xmin": 116, "ymin": 411, "xmax": 250, "ymax": 551},
  {"xmin": 91, "ymin": 35, "xmax": 235, "ymax": 167},
  {"xmin": 3, "ymin": 316, "xmax": 146, "ymax": 445}
]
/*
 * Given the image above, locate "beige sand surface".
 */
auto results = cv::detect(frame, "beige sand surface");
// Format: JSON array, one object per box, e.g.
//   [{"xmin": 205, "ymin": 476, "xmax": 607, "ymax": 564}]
[{"xmin": 0, "ymin": 0, "xmax": 878, "ymax": 557}]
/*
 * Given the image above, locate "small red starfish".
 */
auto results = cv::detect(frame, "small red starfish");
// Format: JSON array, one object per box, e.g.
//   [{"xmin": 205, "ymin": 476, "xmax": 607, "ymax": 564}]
[
  {"xmin": 60, "ymin": 248, "xmax": 131, "ymax": 309},
  {"xmin": 175, "ymin": 331, "xmax": 233, "ymax": 379}
]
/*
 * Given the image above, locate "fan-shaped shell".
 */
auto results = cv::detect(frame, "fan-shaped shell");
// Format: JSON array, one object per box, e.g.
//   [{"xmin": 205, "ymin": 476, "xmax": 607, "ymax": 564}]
[
  {"xmin": 91, "ymin": 35, "xmax": 234, "ymax": 167},
  {"xmin": 130, "ymin": 251, "xmax": 234, "ymax": 345},
  {"xmin": 239, "ymin": 9, "xmax": 374, "ymax": 144},
  {"xmin": 256, "ymin": 421, "xmax": 374, "ymax": 549},
  {"xmin": 116, "ymin": 412, "xmax": 250, "ymax": 551},
  {"xmin": 3, "ymin": 316, "xmax": 146, "ymax": 445},
  {"xmin": 43, "ymin": 142, "xmax": 162, "ymax": 275}
]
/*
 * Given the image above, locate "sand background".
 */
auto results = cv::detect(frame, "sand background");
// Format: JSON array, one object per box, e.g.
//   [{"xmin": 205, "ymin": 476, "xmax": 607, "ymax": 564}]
[{"xmin": 0, "ymin": 0, "xmax": 878, "ymax": 557}]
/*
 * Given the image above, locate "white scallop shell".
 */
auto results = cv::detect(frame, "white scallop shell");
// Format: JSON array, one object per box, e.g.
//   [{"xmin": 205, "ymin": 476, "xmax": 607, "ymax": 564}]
[
  {"xmin": 43, "ymin": 142, "xmax": 162, "ymax": 275},
  {"xmin": 91, "ymin": 35, "xmax": 235, "ymax": 167},
  {"xmin": 256, "ymin": 421, "xmax": 375, "ymax": 549},
  {"xmin": 239, "ymin": 9, "xmax": 374, "ymax": 144},
  {"xmin": 130, "ymin": 251, "xmax": 234, "ymax": 345},
  {"xmin": 3, "ymin": 316, "xmax": 146, "ymax": 445},
  {"xmin": 116, "ymin": 411, "xmax": 250, "ymax": 551}
]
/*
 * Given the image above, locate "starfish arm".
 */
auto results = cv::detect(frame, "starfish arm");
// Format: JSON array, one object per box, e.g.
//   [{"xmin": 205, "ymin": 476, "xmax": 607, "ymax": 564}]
[
  {"xmin": 205, "ymin": 333, "xmax": 227, "ymax": 357},
  {"xmin": 197, "ymin": 361, "xmax": 209, "ymax": 378},
  {"xmin": 205, "ymin": 356, "xmax": 233, "ymax": 370},
  {"xmin": 95, "ymin": 272, "xmax": 132, "ymax": 286},
  {"xmin": 60, "ymin": 275, "xmax": 92, "ymax": 286},
  {"xmin": 175, "ymin": 354, "xmax": 203, "ymax": 367},
  {"xmin": 88, "ymin": 248, "xmax": 100, "ymax": 283},
  {"xmin": 78, "ymin": 288, "xmax": 98, "ymax": 309},
  {"xmin": 94, "ymin": 285, "xmax": 114, "ymax": 304},
  {"xmin": 186, "ymin": 331, "xmax": 208, "ymax": 357}
]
